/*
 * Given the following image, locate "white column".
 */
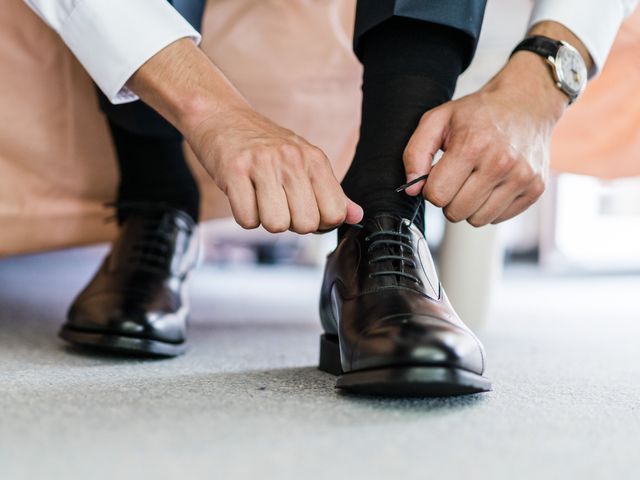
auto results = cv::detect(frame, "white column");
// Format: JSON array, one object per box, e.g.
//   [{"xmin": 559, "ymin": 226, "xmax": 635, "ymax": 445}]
[{"xmin": 438, "ymin": 221, "xmax": 503, "ymax": 329}]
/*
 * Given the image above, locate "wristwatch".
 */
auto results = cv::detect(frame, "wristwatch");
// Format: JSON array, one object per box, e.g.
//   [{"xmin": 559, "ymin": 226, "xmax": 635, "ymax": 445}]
[{"xmin": 511, "ymin": 35, "xmax": 587, "ymax": 104}]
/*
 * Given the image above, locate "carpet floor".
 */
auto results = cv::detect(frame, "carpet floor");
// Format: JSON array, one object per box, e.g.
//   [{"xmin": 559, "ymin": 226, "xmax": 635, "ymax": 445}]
[{"xmin": 1, "ymin": 246, "xmax": 639, "ymax": 480}]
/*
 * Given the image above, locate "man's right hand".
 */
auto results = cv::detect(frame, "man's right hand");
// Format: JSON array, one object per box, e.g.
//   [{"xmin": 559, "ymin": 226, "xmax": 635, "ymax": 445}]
[
  {"xmin": 127, "ymin": 38, "xmax": 363, "ymax": 233},
  {"xmin": 188, "ymin": 106, "xmax": 363, "ymax": 233}
]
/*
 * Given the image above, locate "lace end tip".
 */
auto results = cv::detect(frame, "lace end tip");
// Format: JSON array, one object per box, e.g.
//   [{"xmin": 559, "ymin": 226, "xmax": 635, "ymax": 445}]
[{"xmin": 395, "ymin": 174, "xmax": 429, "ymax": 193}]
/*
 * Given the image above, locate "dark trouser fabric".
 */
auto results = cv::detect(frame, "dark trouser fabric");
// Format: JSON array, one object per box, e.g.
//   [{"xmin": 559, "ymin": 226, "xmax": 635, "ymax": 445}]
[
  {"xmin": 98, "ymin": 0, "xmax": 206, "ymax": 137},
  {"xmin": 354, "ymin": 0, "xmax": 487, "ymax": 68},
  {"xmin": 97, "ymin": 0, "xmax": 206, "ymax": 222}
]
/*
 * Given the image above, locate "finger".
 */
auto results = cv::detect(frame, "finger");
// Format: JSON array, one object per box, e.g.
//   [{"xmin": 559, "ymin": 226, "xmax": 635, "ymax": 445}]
[
  {"xmin": 466, "ymin": 183, "xmax": 521, "ymax": 227},
  {"xmin": 345, "ymin": 199, "xmax": 364, "ymax": 225},
  {"xmin": 309, "ymin": 156, "xmax": 363, "ymax": 227},
  {"xmin": 226, "ymin": 178, "xmax": 259, "ymax": 229},
  {"xmin": 402, "ymin": 107, "xmax": 450, "ymax": 196},
  {"xmin": 492, "ymin": 180, "xmax": 545, "ymax": 224},
  {"xmin": 252, "ymin": 166, "xmax": 290, "ymax": 233},
  {"xmin": 442, "ymin": 171, "xmax": 496, "ymax": 223},
  {"xmin": 423, "ymin": 146, "xmax": 476, "ymax": 209},
  {"xmin": 283, "ymin": 175, "xmax": 320, "ymax": 234}
]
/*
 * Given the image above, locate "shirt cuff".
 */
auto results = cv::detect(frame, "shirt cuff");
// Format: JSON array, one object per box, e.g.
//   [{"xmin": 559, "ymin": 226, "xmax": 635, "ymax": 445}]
[
  {"xmin": 60, "ymin": 0, "xmax": 201, "ymax": 104},
  {"xmin": 529, "ymin": 0, "xmax": 635, "ymax": 78}
]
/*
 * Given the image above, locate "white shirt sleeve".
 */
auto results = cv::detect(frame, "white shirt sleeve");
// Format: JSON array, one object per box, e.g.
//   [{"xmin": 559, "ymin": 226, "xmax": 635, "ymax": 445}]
[
  {"xmin": 529, "ymin": 0, "xmax": 638, "ymax": 77},
  {"xmin": 24, "ymin": 0, "xmax": 201, "ymax": 104}
]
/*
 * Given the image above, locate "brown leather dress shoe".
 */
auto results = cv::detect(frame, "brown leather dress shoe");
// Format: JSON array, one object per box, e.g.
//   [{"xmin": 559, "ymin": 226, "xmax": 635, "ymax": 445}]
[
  {"xmin": 318, "ymin": 213, "xmax": 491, "ymax": 396},
  {"xmin": 60, "ymin": 206, "xmax": 199, "ymax": 357}
]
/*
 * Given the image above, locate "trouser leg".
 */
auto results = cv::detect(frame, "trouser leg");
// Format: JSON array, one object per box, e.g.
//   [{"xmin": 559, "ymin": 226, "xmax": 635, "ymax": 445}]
[
  {"xmin": 97, "ymin": 0, "xmax": 206, "ymax": 223},
  {"xmin": 353, "ymin": 0, "xmax": 487, "ymax": 63}
]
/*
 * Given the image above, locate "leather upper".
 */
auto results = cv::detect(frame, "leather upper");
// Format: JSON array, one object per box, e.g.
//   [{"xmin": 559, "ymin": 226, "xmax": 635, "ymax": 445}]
[
  {"xmin": 320, "ymin": 214, "xmax": 486, "ymax": 375},
  {"xmin": 66, "ymin": 208, "xmax": 199, "ymax": 344}
]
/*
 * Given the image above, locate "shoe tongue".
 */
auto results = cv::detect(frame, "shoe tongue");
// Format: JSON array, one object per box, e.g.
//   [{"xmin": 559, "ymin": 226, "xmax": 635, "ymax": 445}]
[
  {"xmin": 363, "ymin": 213, "xmax": 410, "ymax": 234},
  {"xmin": 109, "ymin": 210, "xmax": 191, "ymax": 273}
]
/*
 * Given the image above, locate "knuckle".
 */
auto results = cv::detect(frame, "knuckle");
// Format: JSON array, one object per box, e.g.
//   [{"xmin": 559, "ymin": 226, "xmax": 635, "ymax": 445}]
[
  {"xmin": 235, "ymin": 148, "xmax": 253, "ymax": 161},
  {"xmin": 460, "ymin": 132, "xmax": 490, "ymax": 157},
  {"xmin": 491, "ymin": 154, "xmax": 515, "ymax": 177},
  {"xmin": 467, "ymin": 138, "xmax": 489, "ymax": 157},
  {"xmin": 427, "ymin": 189, "xmax": 449, "ymax": 208},
  {"xmin": 291, "ymin": 214, "xmax": 320, "ymax": 234},
  {"xmin": 529, "ymin": 178, "xmax": 545, "ymax": 198},
  {"xmin": 514, "ymin": 165, "xmax": 534, "ymax": 186},
  {"xmin": 442, "ymin": 206, "xmax": 462, "ymax": 223},
  {"xmin": 253, "ymin": 148, "xmax": 273, "ymax": 166},
  {"xmin": 323, "ymin": 209, "xmax": 347, "ymax": 227},
  {"xmin": 443, "ymin": 207, "xmax": 462, "ymax": 223},
  {"xmin": 403, "ymin": 146, "xmax": 419, "ymax": 165},
  {"xmin": 280, "ymin": 144, "xmax": 303, "ymax": 162},
  {"xmin": 293, "ymin": 222, "xmax": 319, "ymax": 234},
  {"xmin": 237, "ymin": 217, "xmax": 259, "ymax": 230},
  {"xmin": 418, "ymin": 111, "xmax": 434, "ymax": 126},
  {"xmin": 263, "ymin": 219, "xmax": 290, "ymax": 234},
  {"xmin": 420, "ymin": 106, "xmax": 446, "ymax": 124},
  {"xmin": 229, "ymin": 157, "xmax": 250, "ymax": 177},
  {"xmin": 307, "ymin": 147, "xmax": 328, "ymax": 165},
  {"xmin": 467, "ymin": 215, "xmax": 487, "ymax": 228}
]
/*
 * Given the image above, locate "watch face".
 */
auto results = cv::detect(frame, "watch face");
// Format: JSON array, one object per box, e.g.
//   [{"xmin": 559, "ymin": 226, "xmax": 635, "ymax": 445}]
[{"xmin": 555, "ymin": 44, "xmax": 587, "ymax": 97}]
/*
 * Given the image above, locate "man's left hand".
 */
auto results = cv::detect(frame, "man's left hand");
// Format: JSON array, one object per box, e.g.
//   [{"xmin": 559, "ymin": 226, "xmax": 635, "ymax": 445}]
[{"xmin": 402, "ymin": 51, "xmax": 569, "ymax": 226}]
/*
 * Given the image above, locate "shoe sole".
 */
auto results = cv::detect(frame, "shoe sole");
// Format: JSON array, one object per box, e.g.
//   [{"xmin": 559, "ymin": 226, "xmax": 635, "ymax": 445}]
[
  {"xmin": 318, "ymin": 334, "xmax": 491, "ymax": 397},
  {"xmin": 59, "ymin": 326, "xmax": 187, "ymax": 358}
]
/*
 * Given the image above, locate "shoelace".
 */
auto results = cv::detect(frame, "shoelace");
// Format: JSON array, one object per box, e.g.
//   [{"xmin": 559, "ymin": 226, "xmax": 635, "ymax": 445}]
[
  {"xmin": 105, "ymin": 201, "xmax": 186, "ymax": 272},
  {"xmin": 361, "ymin": 174, "xmax": 429, "ymax": 286}
]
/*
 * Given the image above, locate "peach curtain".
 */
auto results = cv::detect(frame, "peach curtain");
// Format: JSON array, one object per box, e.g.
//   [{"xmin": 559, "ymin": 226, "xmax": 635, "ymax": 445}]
[
  {"xmin": 550, "ymin": 8, "xmax": 640, "ymax": 178},
  {"xmin": 0, "ymin": 0, "xmax": 361, "ymax": 256},
  {"xmin": 0, "ymin": 0, "xmax": 638, "ymax": 257}
]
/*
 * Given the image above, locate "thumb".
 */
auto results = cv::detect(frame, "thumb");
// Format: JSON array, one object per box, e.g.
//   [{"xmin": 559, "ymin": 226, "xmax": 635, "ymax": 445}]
[
  {"xmin": 402, "ymin": 107, "xmax": 450, "ymax": 196},
  {"xmin": 344, "ymin": 198, "xmax": 364, "ymax": 225}
]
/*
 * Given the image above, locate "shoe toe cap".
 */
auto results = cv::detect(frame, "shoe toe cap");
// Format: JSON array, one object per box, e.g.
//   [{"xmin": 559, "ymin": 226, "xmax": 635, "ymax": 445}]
[
  {"xmin": 349, "ymin": 315, "xmax": 485, "ymax": 374},
  {"xmin": 66, "ymin": 292, "xmax": 186, "ymax": 343}
]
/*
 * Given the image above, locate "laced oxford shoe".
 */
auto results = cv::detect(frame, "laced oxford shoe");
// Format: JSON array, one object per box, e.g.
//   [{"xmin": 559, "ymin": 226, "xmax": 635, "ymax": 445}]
[
  {"xmin": 318, "ymin": 213, "xmax": 491, "ymax": 396},
  {"xmin": 60, "ymin": 205, "xmax": 199, "ymax": 357}
]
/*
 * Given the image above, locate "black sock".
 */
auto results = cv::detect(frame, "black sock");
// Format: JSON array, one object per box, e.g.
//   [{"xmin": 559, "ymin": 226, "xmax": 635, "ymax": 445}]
[
  {"xmin": 340, "ymin": 17, "xmax": 471, "ymax": 239},
  {"xmin": 108, "ymin": 120, "xmax": 201, "ymax": 223}
]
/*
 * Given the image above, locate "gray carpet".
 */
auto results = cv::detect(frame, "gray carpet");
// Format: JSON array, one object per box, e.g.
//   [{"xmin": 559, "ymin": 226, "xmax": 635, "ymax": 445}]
[{"xmin": 1, "ymin": 246, "xmax": 639, "ymax": 480}]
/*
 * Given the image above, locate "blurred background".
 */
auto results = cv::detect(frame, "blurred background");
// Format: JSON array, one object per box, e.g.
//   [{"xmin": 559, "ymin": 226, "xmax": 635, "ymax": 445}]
[
  {"xmin": 1, "ymin": 1, "xmax": 639, "ymax": 479},
  {"xmin": 1, "ymin": 0, "xmax": 639, "ymax": 285}
]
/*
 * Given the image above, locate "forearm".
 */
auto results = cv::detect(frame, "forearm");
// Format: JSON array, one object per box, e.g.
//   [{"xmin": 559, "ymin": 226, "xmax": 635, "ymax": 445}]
[
  {"xmin": 126, "ymin": 38, "xmax": 362, "ymax": 232},
  {"xmin": 126, "ymin": 38, "xmax": 250, "ymax": 139}
]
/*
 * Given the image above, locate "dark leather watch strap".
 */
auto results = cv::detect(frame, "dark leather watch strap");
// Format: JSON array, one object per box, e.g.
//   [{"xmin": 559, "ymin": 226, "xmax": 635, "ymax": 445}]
[{"xmin": 511, "ymin": 35, "xmax": 562, "ymax": 60}]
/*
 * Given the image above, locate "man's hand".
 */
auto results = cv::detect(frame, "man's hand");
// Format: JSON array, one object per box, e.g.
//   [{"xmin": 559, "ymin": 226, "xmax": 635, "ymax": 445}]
[
  {"xmin": 402, "ymin": 21, "xmax": 592, "ymax": 227},
  {"xmin": 128, "ymin": 39, "xmax": 363, "ymax": 233},
  {"xmin": 187, "ymin": 106, "xmax": 363, "ymax": 233}
]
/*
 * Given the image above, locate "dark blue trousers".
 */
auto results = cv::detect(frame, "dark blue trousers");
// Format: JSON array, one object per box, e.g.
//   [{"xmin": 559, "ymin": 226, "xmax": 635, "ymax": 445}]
[{"xmin": 100, "ymin": 0, "xmax": 487, "ymax": 138}]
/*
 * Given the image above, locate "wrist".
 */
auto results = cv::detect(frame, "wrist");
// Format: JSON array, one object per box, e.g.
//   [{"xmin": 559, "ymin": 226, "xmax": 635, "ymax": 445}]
[
  {"xmin": 485, "ymin": 51, "xmax": 568, "ymax": 123},
  {"xmin": 175, "ymin": 89, "xmax": 233, "ymax": 139},
  {"xmin": 166, "ymin": 69, "xmax": 251, "ymax": 142},
  {"xmin": 528, "ymin": 21, "xmax": 593, "ymax": 73},
  {"xmin": 127, "ymin": 38, "xmax": 250, "ymax": 139}
]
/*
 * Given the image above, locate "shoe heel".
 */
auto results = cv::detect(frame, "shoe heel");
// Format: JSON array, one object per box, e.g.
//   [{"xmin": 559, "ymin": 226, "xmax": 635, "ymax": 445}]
[{"xmin": 318, "ymin": 334, "xmax": 343, "ymax": 376}]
